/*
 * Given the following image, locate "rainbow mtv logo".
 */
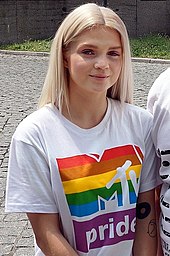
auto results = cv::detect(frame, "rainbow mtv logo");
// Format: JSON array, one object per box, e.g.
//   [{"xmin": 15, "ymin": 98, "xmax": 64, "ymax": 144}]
[
  {"xmin": 98, "ymin": 159, "xmax": 139, "ymax": 211},
  {"xmin": 57, "ymin": 145, "xmax": 143, "ymax": 252},
  {"xmin": 57, "ymin": 144, "xmax": 143, "ymax": 217}
]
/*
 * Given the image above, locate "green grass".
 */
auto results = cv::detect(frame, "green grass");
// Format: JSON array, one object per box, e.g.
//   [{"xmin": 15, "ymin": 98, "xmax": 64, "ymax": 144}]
[
  {"xmin": 0, "ymin": 34, "xmax": 170, "ymax": 59},
  {"xmin": 130, "ymin": 34, "xmax": 170, "ymax": 59},
  {"xmin": 0, "ymin": 39, "xmax": 52, "ymax": 52}
]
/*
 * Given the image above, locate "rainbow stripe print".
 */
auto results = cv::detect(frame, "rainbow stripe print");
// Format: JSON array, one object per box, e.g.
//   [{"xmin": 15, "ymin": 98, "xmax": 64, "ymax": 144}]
[
  {"xmin": 57, "ymin": 145, "xmax": 143, "ymax": 218},
  {"xmin": 57, "ymin": 145, "xmax": 143, "ymax": 252}
]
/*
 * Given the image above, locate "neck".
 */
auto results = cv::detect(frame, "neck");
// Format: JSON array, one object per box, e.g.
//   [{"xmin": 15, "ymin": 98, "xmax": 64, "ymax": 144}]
[{"xmin": 62, "ymin": 94, "xmax": 108, "ymax": 129}]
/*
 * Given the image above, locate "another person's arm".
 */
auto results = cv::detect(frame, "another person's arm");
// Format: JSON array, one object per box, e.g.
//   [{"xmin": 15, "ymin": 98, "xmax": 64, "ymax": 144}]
[
  {"xmin": 132, "ymin": 189, "xmax": 157, "ymax": 256},
  {"xmin": 27, "ymin": 213, "xmax": 79, "ymax": 256},
  {"xmin": 155, "ymin": 185, "xmax": 164, "ymax": 256}
]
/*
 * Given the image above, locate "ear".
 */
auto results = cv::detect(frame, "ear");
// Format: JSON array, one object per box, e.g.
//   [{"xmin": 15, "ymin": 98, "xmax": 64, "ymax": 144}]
[
  {"xmin": 63, "ymin": 57, "xmax": 68, "ymax": 68},
  {"xmin": 63, "ymin": 49, "xmax": 69, "ymax": 68}
]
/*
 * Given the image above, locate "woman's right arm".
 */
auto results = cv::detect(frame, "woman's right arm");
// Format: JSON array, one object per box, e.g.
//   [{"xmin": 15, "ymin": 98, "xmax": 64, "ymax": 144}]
[{"xmin": 27, "ymin": 213, "xmax": 79, "ymax": 256}]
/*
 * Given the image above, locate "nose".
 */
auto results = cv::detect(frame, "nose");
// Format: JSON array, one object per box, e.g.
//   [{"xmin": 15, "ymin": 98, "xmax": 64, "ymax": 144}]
[{"xmin": 94, "ymin": 56, "xmax": 109, "ymax": 70}]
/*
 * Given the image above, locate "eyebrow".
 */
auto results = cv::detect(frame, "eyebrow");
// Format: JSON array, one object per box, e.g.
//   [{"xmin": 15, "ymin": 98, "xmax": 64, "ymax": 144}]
[{"xmin": 79, "ymin": 44, "xmax": 122, "ymax": 50}]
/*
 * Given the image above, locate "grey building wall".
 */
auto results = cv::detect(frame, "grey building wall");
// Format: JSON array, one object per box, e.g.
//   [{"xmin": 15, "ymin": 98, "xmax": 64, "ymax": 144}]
[
  {"xmin": 137, "ymin": 0, "xmax": 170, "ymax": 36},
  {"xmin": 0, "ymin": 0, "xmax": 170, "ymax": 44}
]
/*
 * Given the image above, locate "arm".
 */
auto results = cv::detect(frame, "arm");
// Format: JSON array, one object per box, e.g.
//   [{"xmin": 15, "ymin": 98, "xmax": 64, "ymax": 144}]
[
  {"xmin": 27, "ymin": 213, "xmax": 79, "ymax": 256},
  {"xmin": 155, "ymin": 185, "xmax": 164, "ymax": 256},
  {"xmin": 132, "ymin": 189, "xmax": 157, "ymax": 256}
]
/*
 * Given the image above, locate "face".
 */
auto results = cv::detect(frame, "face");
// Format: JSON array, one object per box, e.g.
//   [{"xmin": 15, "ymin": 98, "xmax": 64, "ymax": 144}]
[{"xmin": 64, "ymin": 26, "xmax": 122, "ymax": 98}]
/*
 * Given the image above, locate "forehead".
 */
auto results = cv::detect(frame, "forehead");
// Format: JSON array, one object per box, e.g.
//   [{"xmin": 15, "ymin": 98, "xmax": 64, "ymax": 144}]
[{"xmin": 71, "ymin": 26, "xmax": 122, "ymax": 48}]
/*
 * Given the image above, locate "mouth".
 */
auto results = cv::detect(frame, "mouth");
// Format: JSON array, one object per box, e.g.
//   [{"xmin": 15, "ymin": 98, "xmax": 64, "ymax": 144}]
[{"xmin": 89, "ymin": 74, "xmax": 109, "ymax": 79}]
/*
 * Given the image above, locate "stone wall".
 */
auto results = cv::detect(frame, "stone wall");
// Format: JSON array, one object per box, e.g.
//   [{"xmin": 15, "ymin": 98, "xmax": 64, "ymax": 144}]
[
  {"xmin": 136, "ymin": 0, "xmax": 170, "ymax": 36},
  {"xmin": 0, "ymin": 0, "xmax": 169, "ymax": 44}
]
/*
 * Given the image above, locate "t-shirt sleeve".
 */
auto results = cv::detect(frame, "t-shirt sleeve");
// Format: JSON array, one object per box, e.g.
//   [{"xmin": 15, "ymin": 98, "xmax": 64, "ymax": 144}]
[
  {"xmin": 5, "ymin": 135, "xmax": 58, "ymax": 213},
  {"xmin": 139, "ymin": 117, "xmax": 162, "ymax": 193}
]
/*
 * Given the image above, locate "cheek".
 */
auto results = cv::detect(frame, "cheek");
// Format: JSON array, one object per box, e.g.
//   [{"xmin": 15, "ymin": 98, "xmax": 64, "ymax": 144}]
[
  {"xmin": 68, "ymin": 58, "xmax": 88, "ymax": 74},
  {"xmin": 114, "ymin": 60, "xmax": 122, "ymax": 75}
]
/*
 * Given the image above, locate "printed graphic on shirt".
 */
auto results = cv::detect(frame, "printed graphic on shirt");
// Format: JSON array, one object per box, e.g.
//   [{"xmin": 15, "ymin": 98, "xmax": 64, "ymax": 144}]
[
  {"xmin": 159, "ymin": 149, "xmax": 170, "ymax": 250},
  {"xmin": 160, "ymin": 150, "xmax": 170, "ymax": 182},
  {"xmin": 162, "ymin": 239, "xmax": 170, "ymax": 256},
  {"xmin": 57, "ymin": 145, "xmax": 143, "ymax": 253}
]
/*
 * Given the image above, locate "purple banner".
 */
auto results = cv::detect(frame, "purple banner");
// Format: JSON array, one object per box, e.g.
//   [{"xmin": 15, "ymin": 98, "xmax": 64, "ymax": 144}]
[{"xmin": 73, "ymin": 208, "xmax": 136, "ymax": 253}]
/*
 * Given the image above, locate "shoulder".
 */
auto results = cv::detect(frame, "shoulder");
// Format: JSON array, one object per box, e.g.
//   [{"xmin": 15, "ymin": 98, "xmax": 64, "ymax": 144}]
[
  {"xmin": 125, "ymin": 102, "xmax": 152, "ymax": 119},
  {"xmin": 147, "ymin": 68, "xmax": 170, "ymax": 112},
  {"xmin": 152, "ymin": 68, "xmax": 170, "ymax": 92},
  {"xmin": 110, "ymin": 99, "xmax": 152, "ymax": 121},
  {"xmin": 13, "ymin": 104, "xmax": 58, "ymax": 142},
  {"xmin": 109, "ymin": 99, "xmax": 153, "ymax": 137},
  {"xmin": 125, "ymin": 103, "xmax": 153, "ymax": 131}
]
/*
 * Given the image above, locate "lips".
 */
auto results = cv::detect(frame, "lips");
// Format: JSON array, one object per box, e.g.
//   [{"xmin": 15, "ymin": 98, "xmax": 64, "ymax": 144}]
[{"xmin": 89, "ymin": 74, "xmax": 109, "ymax": 78}]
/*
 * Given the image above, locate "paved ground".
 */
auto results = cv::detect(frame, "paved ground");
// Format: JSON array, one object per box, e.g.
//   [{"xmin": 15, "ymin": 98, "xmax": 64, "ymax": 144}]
[{"xmin": 0, "ymin": 51, "xmax": 169, "ymax": 256}]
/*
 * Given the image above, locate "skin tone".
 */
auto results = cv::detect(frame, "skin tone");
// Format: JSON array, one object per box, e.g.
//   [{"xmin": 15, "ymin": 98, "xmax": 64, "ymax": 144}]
[
  {"xmin": 133, "ymin": 189, "xmax": 157, "ymax": 256},
  {"xmin": 27, "ymin": 213, "xmax": 78, "ymax": 256},
  {"xmin": 63, "ymin": 25, "xmax": 122, "ymax": 128},
  {"xmin": 155, "ymin": 185, "xmax": 164, "ymax": 256},
  {"xmin": 27, "ymin": 25, "xmax": 157, "ymax": 256}
]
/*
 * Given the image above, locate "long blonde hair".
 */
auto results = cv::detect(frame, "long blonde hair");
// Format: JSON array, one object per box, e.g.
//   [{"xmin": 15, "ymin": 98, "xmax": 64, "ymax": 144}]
[{"xmin": 38, "ymin": 3, "xmax": 133, "ymax": 110}]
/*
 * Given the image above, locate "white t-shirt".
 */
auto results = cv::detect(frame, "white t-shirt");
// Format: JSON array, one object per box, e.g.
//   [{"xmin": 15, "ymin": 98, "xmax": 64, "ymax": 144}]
[
  {"xmin": 6, "ymin": 98, "xmax": 158, "ymax": 256},
  {"xmin": 147, "ymin": 68, "xmax": 170, "ymax": 255}
]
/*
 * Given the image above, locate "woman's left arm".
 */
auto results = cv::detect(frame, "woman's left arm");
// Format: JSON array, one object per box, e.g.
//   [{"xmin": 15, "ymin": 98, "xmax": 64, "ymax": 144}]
[{"xmin": 133, "ymin": 189, "xmax": 157, "ymax": 256}]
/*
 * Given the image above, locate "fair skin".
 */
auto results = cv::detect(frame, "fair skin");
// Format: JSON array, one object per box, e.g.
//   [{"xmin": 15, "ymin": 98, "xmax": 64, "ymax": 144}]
[
  {"xmin": 63, "ymin": 26, "xmax": 122, "ymax": 128},
  {"xmin": 155, "ymin": 185, "xmax": 164, "ymax": 256},
  {"xmin": 27, "ymin": 26, "xmax": 157, "ymax": 255},
  {"xmin": 133, "ymin": 189, "xmax": 157, "ymax": 256}
]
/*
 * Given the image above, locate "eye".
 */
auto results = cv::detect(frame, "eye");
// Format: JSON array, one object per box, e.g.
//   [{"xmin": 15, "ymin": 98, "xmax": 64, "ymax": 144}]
[
  {"xmin": 81, "ymin": 49, "xmax": 94, "ymax": 55},
  {"xmin": 108, "ymin": 51, "xmax": 120, "ymax": 57}
]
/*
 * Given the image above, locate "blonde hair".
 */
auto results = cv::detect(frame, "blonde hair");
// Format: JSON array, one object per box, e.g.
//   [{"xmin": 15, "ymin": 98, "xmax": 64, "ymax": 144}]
[{"xmin": 38, "ymin": 3, "xmax": 133, "ymax": 109}]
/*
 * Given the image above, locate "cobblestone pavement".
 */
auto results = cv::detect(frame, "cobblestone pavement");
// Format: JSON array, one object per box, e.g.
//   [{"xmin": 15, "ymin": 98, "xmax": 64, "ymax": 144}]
[{"xmin": 0, "ymin": 51, "xmax": 169, "ymax": 256}]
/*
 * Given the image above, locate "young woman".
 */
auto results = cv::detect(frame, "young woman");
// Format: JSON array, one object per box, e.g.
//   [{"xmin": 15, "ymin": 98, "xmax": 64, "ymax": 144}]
[{"xmin": 6, "ymin": 3, "xmax": 158, "ymax": 256}]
